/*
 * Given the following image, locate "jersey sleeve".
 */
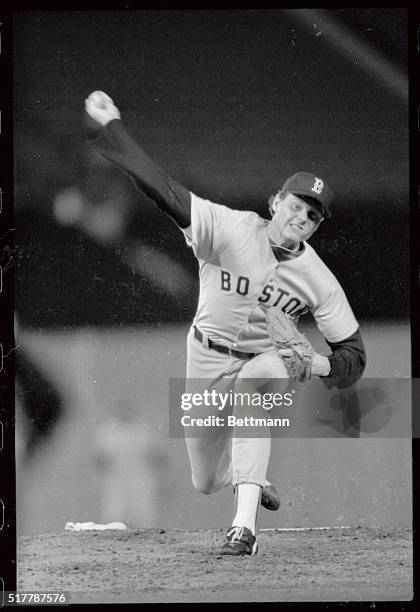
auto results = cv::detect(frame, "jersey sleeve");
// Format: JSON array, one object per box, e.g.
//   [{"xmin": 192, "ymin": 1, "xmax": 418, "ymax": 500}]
[
  {"xmin": 324, "ymin": 328, "xmax": 366, "ymax": 388},
  {"xmin": 89, "ymin": 119, "xmax": 192, "ymax": 228},
  {"xmin": 312, "ymin": 283, "xmax": 359, "ymax": 343},
  {"xmin": 186, "ymin": 192, "xmax": 240, "ymax": 261}
]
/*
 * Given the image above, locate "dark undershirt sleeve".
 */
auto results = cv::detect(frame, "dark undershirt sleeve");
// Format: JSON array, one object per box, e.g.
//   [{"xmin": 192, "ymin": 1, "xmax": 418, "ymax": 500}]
[
  {"xmin": 322, "ymin": 329, "xmax": 366, "ymax": 389},
  {"xmin": 89, "ymin": 119, "xmax": 192, "ymax": 228}
]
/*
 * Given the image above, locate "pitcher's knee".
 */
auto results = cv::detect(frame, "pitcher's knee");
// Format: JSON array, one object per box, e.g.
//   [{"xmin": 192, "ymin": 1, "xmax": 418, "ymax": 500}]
[{"xmin": 192, "ymin": 474, "xmax": 219, "ymax": 495}]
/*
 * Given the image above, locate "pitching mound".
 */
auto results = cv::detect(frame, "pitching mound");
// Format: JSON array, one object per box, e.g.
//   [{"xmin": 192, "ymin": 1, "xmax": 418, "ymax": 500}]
[{"xmin": 18, "ymin": 526, "xmax": 412, "ymax": 603}]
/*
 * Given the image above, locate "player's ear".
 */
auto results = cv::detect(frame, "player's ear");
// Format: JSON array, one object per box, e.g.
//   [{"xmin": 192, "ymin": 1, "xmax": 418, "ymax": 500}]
[{"xmin": 271, "ymin": 193, "xmax": 282, "ymax": 214}]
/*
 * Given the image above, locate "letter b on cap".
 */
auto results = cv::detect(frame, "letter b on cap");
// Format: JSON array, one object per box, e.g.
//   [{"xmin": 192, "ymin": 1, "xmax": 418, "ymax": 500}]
[{"xmin": 311, "ymin": 177, "xmax": 324, "ymax": 194}]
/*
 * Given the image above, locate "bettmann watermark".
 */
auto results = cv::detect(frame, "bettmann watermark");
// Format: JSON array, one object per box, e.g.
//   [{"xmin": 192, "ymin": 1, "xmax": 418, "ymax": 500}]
[{"xmin": 169, "ymin": 378, "xmax": 414, "ymax": 439}]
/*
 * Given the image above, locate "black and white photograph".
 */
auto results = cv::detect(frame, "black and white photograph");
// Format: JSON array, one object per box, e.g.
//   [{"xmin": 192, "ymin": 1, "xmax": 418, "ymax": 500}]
[{"xmin": 4, "ymin": 7, "xmax": 414, "ymax": 604}]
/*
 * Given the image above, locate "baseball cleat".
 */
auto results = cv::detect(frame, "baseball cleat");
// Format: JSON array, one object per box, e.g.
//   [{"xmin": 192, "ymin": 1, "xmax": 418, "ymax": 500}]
[
  {"xmin": 219, "ymin": 526, "xmax": 258, "ymax": 556},
  {"xmin": 261, "ymin": 483, "xmax": 280, "ymax": 511}
]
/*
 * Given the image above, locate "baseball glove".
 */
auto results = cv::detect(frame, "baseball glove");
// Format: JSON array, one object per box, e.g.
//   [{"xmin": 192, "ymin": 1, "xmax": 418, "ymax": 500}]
[{"xmin": 266, "ymin": 307, "xmax": 314, "ymax": 384}]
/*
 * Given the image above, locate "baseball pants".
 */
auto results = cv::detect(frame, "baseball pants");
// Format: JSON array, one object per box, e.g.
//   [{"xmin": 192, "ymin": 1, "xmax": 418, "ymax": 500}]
[{"xmin": 184, "ymin": 326, "xmax": 288, "ymax": 494}]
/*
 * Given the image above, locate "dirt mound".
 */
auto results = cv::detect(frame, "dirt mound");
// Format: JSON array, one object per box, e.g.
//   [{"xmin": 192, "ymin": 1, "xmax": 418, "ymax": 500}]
[{"xmin": 18, "ymin": 526, "xmax": 412, "ymax": 603}]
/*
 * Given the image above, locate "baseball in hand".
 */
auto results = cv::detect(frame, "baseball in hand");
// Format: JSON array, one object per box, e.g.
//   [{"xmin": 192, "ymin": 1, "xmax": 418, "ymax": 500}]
[{"xmin": 85, "ymin": 90, "xmax": 121, "ymax": 126}]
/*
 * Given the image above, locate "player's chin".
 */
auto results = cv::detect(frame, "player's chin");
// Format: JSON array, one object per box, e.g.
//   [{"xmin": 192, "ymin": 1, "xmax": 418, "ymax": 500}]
[
  {"xmin": 288, "ymin": 226, "xmax": 312, "ymax": 242},
  {"xmin": 286, "ymin": 227, "xmax": 304, "ymax": 242}
]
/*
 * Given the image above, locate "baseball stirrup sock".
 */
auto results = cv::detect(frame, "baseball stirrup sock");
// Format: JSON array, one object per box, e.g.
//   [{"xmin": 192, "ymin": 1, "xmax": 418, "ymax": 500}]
[{"xmin": 232, "ymin": 483, "xmax": 261, "ymax": 535}]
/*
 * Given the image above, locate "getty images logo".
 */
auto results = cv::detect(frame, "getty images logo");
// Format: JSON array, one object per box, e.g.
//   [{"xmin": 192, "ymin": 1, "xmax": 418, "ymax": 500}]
[{"xmin": 311, "ymin": 177, "xmax": 324, "ymax": 194}]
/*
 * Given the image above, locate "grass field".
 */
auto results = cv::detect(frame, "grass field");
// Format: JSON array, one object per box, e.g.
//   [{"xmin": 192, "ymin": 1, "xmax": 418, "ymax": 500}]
[
  {"xmin": 17, "ymin": 526, "xmax": 412, "ymax": 603},
  {"xmin": 17, "ymin": 322, "xmax": 412, "ymax": 536}
]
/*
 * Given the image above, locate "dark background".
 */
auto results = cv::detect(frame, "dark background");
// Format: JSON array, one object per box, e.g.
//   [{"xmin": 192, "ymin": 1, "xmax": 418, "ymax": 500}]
[{"xmin": 13, "ymin": 9, "xmax": 409, "ymax": 327}]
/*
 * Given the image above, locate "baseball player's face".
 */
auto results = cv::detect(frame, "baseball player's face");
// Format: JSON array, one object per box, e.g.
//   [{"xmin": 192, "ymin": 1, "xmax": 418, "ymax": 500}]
[{"xmin": 268, "ymin": 193, "xmax": 323, "ymax": 249}]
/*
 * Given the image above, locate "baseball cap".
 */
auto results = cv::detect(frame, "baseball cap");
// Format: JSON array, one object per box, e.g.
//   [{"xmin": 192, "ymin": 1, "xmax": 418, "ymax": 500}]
[{"xmin": 282, "ymin": 172, "xmax": 333, "ymax": 219}]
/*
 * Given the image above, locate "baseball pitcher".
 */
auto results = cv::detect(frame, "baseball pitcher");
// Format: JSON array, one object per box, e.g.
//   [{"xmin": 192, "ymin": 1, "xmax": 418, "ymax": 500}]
[{"xmin": 85, "ymin": 91, "xmax": 366, "ymax": 556}]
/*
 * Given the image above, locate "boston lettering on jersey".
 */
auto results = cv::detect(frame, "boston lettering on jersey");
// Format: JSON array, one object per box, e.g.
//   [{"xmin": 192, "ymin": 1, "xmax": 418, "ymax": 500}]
[{"xmin": 220, "ymin": 269, "xmax": 310, "ymax": 317}]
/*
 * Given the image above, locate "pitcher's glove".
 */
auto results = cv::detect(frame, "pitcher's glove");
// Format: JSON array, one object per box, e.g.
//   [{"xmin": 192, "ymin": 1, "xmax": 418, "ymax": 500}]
[{"xmin": 266, "ymin": 308, "xmax": 314, "ymax": 384}]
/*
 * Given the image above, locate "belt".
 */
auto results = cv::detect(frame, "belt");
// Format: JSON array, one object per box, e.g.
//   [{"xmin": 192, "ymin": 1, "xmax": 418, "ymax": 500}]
[{"xmin": 193, "ymin": 326, "xmax": 257, "ymax": 360}]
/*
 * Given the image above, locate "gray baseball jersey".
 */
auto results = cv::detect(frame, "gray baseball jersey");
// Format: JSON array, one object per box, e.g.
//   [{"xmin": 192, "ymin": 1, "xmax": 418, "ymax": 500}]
[{"xmin": 184, "ymin": 193, "xmax": 358, "ymax": 354}]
